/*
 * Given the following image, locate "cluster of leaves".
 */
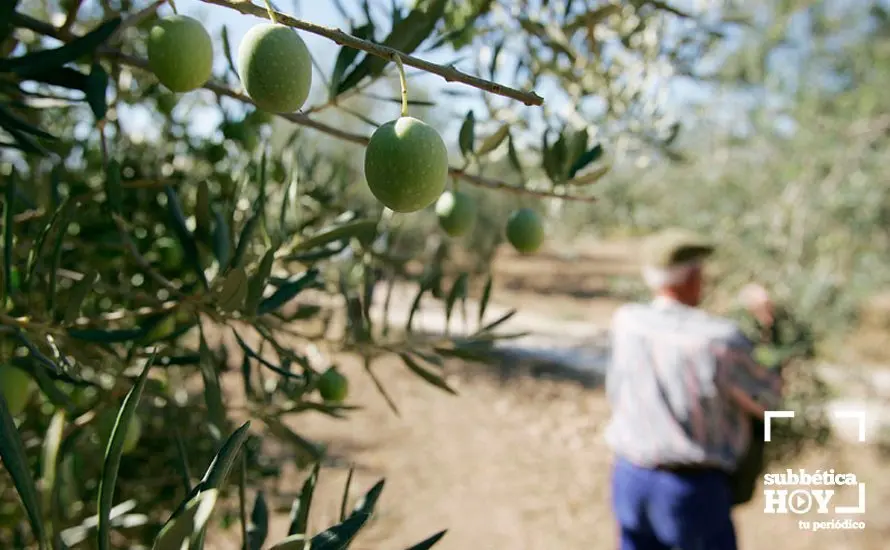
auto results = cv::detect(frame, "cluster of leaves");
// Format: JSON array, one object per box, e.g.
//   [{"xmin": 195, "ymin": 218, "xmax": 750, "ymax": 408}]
[{"xmin": 0, "ymin": 1, "xmax": 538, "ymax": 549}]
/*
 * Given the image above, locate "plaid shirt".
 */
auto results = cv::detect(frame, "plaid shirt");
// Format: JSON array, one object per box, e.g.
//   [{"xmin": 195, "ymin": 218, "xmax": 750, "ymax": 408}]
[{"xmin": 604, "ymin": 297, "xmax": 783, "ymax": 471}]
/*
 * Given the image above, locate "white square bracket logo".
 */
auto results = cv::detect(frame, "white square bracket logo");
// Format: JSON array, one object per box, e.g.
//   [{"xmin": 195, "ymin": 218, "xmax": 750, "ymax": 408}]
[
  {"xmin": 763, "ymin": 409, "xmax": 867, "ymax": 443},
  {"xmin": 763, "ymin": 409, "xmax": 868, "ymax": 515}
]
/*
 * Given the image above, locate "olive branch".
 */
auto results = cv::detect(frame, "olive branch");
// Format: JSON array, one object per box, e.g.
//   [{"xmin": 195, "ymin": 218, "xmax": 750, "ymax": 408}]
[{"xmin": 12, "ymin": 10, "xmax": 600, "ymax": 203}]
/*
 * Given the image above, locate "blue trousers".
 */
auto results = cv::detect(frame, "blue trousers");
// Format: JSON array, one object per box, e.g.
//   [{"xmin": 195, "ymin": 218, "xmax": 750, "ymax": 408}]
[{"xmin": 611, "ymin": 457, "xmax": 738, "ymax": 550}]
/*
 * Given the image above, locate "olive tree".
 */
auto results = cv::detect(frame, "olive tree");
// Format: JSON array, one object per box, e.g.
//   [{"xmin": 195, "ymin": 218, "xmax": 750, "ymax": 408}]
[{"xmin": 0, "ymin": 0, "xmax": 729, "ymax": 548}]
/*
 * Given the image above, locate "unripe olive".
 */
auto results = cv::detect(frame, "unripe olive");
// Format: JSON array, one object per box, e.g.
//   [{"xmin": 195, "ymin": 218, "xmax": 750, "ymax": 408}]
[
  {"xmin": 435, "ymin": 190, "xmax": 477, "ymax": 237},
  {"xmin": 364, "ymin": 117, "xmax": 448, "ymax": 213},
  {"xmin": 505, "ymin": 208, "xmax": 545, "ymax": 254},
  {"xmin": 147, "ymin": 15, "xmax": 214, "ymax": 93},
  {"xmin": 238, "ymin": 24, "xmax": 313, "ymax": 113}
]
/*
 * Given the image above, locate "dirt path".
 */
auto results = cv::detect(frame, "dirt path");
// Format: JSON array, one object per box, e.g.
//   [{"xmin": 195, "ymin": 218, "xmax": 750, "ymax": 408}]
[{"xmin": 206, "ymin": 239, "xmax": 890, "ymax": 550}]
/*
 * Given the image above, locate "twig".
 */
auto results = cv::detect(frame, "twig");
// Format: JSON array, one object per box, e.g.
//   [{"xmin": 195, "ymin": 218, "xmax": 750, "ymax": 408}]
[
  {"xmin": 12, "ymin": 14, "xmax": 597, "ymax": 203},
  {"xmin": 394, "ymin": 54, "xmax": 409, "ymax": 118},
  {"xmin": 197, "ymin": 0, "xmax": 543, "ymax": 106},
  {"xmin": 100, "ymin": 51, "xmax": 596, "ymax": 202}
]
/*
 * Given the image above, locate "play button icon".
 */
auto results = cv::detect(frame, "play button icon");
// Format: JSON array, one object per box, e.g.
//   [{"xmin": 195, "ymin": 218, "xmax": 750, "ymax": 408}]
[{"xmin": 788, "ymin": 490, "xmax": 813, "ymax": 514}]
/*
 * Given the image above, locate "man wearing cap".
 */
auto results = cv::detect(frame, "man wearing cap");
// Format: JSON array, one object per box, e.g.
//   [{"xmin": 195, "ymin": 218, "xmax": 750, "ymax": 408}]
[{"xmin": 604, "ymin": 228, "xmax": 784, "ymax": 550}]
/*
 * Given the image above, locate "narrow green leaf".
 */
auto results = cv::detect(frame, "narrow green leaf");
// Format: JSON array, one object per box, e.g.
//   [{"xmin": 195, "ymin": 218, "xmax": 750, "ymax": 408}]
[
  {"xmin": 0, "ymin": 389, "xmax": 48, "ymax": 549},
  {"xmin": 231, "ymin": 329, "xmax": 305, "ymax": 381},
  {"xmin": 245, "ymin": 249, "xmax": 276, "ymax": 315},
  {"xmin": 329, "ymin": 24, "xmax": 373, "ymax": 98},
  {"xmin": 0, "ymin": 104, "xmax": 58, "ymax": 142},
  {"xmin": 476, "ymin": 124, "xmax": 510, "ymax": 156},
  {"xmin": 398, "ymin": 353, "xmax": 457, "ymax": 395},
  {"xmin": 213, "ymin": 266, "xmax": 248, "ymax": 312},
  {"xmin": 240, "ymin": 353, "xmax": 254, "ymax": 399},
  {"xmin": 0, "ymin": 0, "xmax": 20, "ymax": 44},
  {"xmin": 20, "ymin": 66, "xmax": 90, "ymax": 91},
  {"xmin": 257, "ymin": 269, "xmax": 319, "ymax": 316},
  {"xmin": 565, "ymin": 128, "xmax": 589, "ymax": 179},
  {"xmin": 97, "ymin": 354, "xmax": 155, "ymax": 550},
  {"xmin": 568, "ymin": 163, "xmax": 610, "ymax": 185},
  {"xmin": 11, "ymin": 335, "xmax": 60, "ymax": 374},
  {"xmin": 287, "ymin": 461, "xmax": 320, "ymax": 536},
  {"xmin": 478, "ymin": 274, "xmax": 493, "ymax": 326},
  {"xmin": 246, "ymin": 491, "xmax": 269, "ymax": 550},
  {"xmin": 151, "ymin": 489, "xmax": 219, "ymax": 550},
  {"xmin": 211, "ymin": 207, "xmax": 232, "ymax": 269},
  {"xmin": 0, "ymin": 17, "xmax": 122, "ymax": 76},
  {"xmin": 46, "ymin": 194, "xmax": 72, "ymax": 313},
  {"xmin": 568, "ymin": 143, "xmax": 603, "ymax": 179},
  {"xmin": 220, "ymin": 26, "xmax": 238, "ymax": 77},
  {"xmin": 362, "ymin": 355, "xmax": 400, "ymax": 416},
  {"xmin": 29, "ymin": 362, "xmax": 75, "ymax": 412},
  {"xmin": 506, "ymin": 133, "xmax": 523, "ymax": 176},
  {"xmin": 232, "ymin": 211, "xmax": 261, "ymax": 269},
  {"xmin": 40, "ymin": 410, "xmax": 66, "ymax": 518},
  {"xmin": 335, "ymin": 0, "xmax": 447, "ymax": 95},
  {"xmin": 267, "ymin": 534, "xmax": 308, "ymax": 550},
  {"xmin": 476, "ymin": 309, "xmax": 516, "ymax": 334},
  {"xmin": 288, "ymin": 220, "xmax": 378, "ymax": 254},
  {"xmin": 406, "ymin": 276, "xmax": 435, "ymax": 333},
  {"xmin": 3, "ymin": 170, "xmax": 16, "ymax": 301},
  {"xmin": 405, "ymin": 530, "xmax": 448, "ymax": 550},
  {"xmin": 25, "ymin": 197, "xmax": 73, "ymax": 290},
  {"xmin": 63, "ymin": 270, "xmax": 98, "ymax": 324},
  {"xmin": 201, "ymin": 421, "xmax": 252, "ymax": 491},
  {"xmin": 261, "ymin": 415, "xmax": 323, "ymax": 466},
  {"xmin": 169, "ymin": 411, "xmax": 193, "ymax": 494},
  {"xmin": 458, "ymin": 110, "xmax": 475, "ymax": 158},
  {"xmin": 444, "ymin": 273, "xmax": 468, "ymax": 330},
  {"xmin": 166, "ymin": 422, "xmax": 252, "ymax": 525},
  {"xmin": 164, "ymin": 185, "xmax": 207, "ymax": 289},
  {"xmin": 85, "ymin": 63, "xmax": 109, "ymax": 122},
  {"xmin": 433, "ymin": 344, "xmax": 492, "ymax": 363},
  {"xmin": 198, "ymin": 327, "xmax": 226, "ymax": 430},
  {"xmin": 309, "ymin": 512, "xmax": 371, "ymax": 550},
  {"xmin": 195, "ymin": 181, "xmax": 212, "ymax": 241},
  {"xmin": 339, "ymin": 466, "xmax": 355, "ymax": 522},
  {"xmin": 351, "ymin": 478, "xmax": 384, "ymax": 516},
  {"xmin": 309, "ymin": 479, "xmax": 386, "ymax": 550}
]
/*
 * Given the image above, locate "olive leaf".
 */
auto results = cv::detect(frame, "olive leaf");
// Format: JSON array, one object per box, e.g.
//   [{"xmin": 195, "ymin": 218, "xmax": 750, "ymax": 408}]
[
  {"xmin": 151, "ymin": 490, "xmax": 219, "ymax": 550},
  {"xmin": 85, "ymin": 62, "xmax": 109, "ymax": 122},
  {"xmin": 287, "ymin": 461, "xmax": 320, "ymax": 537},
  {"xmin": 476, "ymin": 123, "xmax": 510, "ymax": 156},
  {"xmin": 1, "ymin": 17, "xmax": 122, "ymax": 76},
  {"xmin": 458, "ymin": 110, "xmax": 475, "ymax": 158},
  {"xmin": 334, "ymin": 0, "xmax": 448, "ymax": 95},
  {"xmin": 0, "ymin": 388, "xmax": 48, "ymax": 549},
  {"xmin": 405, "ymin": 530, "xmax": 448, "ymax": 550},
  {"xmin": 246, "ymin": 491, "xmax": 269, "ymax": 550},
  {"xmin": 63, "ymin": 270, "xmax": 98, "ymax": 324},
  {"xmin": 97, "ymin": 355, "xmax": 155, "ymax": 550}
]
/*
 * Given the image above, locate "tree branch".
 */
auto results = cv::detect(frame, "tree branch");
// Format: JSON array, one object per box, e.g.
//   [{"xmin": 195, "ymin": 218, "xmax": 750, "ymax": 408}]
[
  {"xmin": 12, "ymin": 13, "xmax": 598, "ymax": 203},
  {"xmin": 197, "ymin": 0, "xmax": 544, "ymax": 107}
]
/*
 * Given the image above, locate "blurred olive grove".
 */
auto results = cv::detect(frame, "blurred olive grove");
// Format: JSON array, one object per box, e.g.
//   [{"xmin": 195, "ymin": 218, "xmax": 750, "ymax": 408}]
[{"xmin": 1, "ymin": 0, "xmax": 882, "ymax": 548}]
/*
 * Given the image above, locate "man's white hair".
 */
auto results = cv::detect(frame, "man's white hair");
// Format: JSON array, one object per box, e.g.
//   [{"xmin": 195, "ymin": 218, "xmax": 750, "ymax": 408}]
[{"xmin": 641, "ymin": 260, "xmax": 702, "ymax": 290}]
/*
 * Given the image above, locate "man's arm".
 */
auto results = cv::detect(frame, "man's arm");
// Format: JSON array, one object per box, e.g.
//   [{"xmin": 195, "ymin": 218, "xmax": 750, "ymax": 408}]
[{"xmin": 714, "ymin": 333, "xmax": 784, "ymax": 419}]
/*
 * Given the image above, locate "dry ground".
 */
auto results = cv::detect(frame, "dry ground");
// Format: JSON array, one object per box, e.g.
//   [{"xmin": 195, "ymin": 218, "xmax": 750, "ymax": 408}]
[{"xmin": 206, "ymin": 238, "xmax": 890, "ymax": 550}]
